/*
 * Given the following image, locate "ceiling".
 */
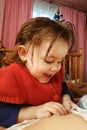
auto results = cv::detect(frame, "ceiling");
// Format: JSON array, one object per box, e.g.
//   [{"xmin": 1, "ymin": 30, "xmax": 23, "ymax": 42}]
[{"xmin": 53, "ymin": 0, "xmax": 87, "ymax": 14}]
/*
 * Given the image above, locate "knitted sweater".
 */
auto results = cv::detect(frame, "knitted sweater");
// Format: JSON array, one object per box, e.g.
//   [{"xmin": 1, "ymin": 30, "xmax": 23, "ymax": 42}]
[{"xmin": 0, "ymin": 63, "xmax": 64, "ymax": 106}]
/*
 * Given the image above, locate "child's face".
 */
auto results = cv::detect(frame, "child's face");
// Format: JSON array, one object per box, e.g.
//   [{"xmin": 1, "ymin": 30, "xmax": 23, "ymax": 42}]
[{"xmin": 25, "ymin": 38, "xmax": 68, "ymax": 83}]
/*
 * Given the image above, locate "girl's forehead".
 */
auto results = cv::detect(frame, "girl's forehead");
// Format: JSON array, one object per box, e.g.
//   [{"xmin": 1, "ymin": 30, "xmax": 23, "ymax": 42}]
[
  {"xmin": 39, "ymin": 38, "xmax": 68, "ymax": 50},
  {"xmin": 37, "ymin": 38, "xmax": 68, "ymax": 58},
  {"xmin": 38, "ymin": 39, "xmax": 52, "ymax": 51}
]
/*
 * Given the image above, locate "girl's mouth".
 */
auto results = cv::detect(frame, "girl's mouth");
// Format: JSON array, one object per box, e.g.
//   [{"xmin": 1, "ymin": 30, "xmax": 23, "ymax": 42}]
[{"xmin": 43, "ymin": 73, "xmax": 52, "ymax": 78}]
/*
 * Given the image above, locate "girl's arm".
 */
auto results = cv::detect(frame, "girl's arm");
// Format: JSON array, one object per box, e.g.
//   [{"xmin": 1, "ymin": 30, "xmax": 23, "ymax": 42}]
[
  {"xmin": 0, "ymin": 101, "xmax": 67, "ymax": 128},
  {"xmin": 62, "ymin": 82, "xmax": 75, "ymax": 101},
  {"xmin": 62, "ymin": 94, "xmax": 78, "ymax": 113},
  {"xmin": 0, "ymin": 102, "xmax": 21, "ymax": 128}
]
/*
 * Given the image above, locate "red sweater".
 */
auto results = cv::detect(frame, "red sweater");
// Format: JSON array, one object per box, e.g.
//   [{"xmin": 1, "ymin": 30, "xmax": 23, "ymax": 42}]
[{"xmin": 0, "ymin": 63, "xmax": 64, "ymax": 106}]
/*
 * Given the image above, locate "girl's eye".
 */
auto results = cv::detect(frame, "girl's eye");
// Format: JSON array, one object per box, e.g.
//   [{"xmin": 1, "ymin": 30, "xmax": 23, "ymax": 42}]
[
  {"xmin": 45, "ymin": 60, "xmax": 63, "ymax": 64},
  {"xmin": 57, "ymin": 61, "xmax": 63, "ymax": 64},
  {"xmin": 45, "ymin": 60, "xmax": 53, "ymax": 64}
]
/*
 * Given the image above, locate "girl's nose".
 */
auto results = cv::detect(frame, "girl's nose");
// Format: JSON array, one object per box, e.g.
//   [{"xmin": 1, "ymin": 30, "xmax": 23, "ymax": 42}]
[{"xmin": 50, "ymin": 65, "xmax": 61, "ymax": 72}]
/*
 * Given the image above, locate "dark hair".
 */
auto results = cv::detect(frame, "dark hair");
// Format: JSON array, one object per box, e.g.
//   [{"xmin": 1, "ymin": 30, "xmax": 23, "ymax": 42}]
[{"xmin": 4, "ymin": 17, "xmax": 75, "ymax": 65}]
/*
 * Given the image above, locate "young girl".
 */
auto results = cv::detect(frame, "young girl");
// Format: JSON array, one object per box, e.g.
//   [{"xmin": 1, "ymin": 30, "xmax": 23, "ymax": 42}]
[{"xmin": 0, "ymin": 17, "xmax": 77, "ymax": 128}]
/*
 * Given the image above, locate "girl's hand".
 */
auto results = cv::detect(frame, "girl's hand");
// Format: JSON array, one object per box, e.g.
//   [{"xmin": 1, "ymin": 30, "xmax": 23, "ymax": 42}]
[
  {"xmin": 17, "ymin": 101, "xmax": 68, "ymax": 123},
  {"xmin": 34, "ymin": 101, "xmax": 67, "ymax": 119},
  {"xmin": 62, "ymin": 94, "xmax": 79, "ymax": 113}
]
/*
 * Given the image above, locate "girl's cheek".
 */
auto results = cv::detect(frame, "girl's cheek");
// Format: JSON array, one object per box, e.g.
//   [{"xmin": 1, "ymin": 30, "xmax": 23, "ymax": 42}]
[
  {"xmin": 25, "ymin": 55, "xmax": 33, "ymax": 69},
  {"xmin": 57, "ymin": 64, "xmax": 62, "ymax": 72}
]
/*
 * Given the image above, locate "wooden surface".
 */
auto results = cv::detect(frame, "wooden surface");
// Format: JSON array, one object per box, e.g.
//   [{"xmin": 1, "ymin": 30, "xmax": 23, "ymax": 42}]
[{"xmin": 63, "ymin": 48, "xmax": 82, "ymax": 83}]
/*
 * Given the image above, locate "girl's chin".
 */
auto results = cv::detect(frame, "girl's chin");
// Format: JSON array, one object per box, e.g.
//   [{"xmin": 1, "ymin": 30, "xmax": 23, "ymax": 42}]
[{"xmin": 38, "ymin": 78, "xmax": 51, "ymax": 84}]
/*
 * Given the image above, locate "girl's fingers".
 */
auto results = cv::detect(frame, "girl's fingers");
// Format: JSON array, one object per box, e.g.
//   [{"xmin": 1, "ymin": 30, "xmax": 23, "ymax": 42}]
[{"xmin": 44, "ymin": 102, "xmax": 67, "ymax": 115}]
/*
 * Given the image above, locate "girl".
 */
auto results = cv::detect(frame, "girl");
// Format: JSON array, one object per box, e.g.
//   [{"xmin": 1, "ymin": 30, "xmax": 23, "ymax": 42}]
[{"xmin": 0, "ymin": 17, "xmax": 77, "ymax": 128}]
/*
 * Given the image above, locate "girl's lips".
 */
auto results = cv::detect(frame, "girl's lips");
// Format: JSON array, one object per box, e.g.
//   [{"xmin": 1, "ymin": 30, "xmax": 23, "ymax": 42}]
[{"xmin": 43, "ymin": 73, "xmax": 52, "ymax": 78}]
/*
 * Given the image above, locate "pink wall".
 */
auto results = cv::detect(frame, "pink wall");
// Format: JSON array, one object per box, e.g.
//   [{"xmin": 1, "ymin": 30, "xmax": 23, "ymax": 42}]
[{"xmin": 0, "ymin": 0, "xmax": 5, "ymax": 40}]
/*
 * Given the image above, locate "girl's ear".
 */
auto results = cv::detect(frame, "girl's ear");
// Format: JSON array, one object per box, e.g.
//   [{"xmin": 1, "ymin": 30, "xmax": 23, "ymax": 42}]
[{"xmin": 17, "ymin": 45, "xmax": 27, "ymax": 61}]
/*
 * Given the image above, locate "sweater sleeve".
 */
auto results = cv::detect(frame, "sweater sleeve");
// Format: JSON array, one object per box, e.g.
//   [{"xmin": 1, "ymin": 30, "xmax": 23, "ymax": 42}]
[
  {"xmin": 0, "ymin": 102, "xmax": 21, "ymax": 128},
  {"xmin": 62, "ymin": 82, "xmax": 75, "ymax": 101},
  {"xmin": 58, "ymin": 68, "xmax": 75, "ymax": 101}
]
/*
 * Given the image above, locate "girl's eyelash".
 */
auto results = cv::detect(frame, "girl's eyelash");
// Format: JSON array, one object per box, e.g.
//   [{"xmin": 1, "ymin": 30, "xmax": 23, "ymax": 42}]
[
  {"xmin": 57, "ymin": 61, "xmax": 62, "ymax": 64},
  {"xmin": 45, "ymin": 60, "xmax": 53, "ymax": 64},
  {"xmin": 45, "ymin": 60, "xmax": 63, "ymax": 64},
  {"xmin": 57, "ymin": 61, "xmax": 63, "ymax": 64}
]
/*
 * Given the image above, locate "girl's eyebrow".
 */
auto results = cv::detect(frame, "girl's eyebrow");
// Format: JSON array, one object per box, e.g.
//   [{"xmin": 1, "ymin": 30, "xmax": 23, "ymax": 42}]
[{"xmin": 47, "ymin": 56, "xmax": 65, "ymax": 61}]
